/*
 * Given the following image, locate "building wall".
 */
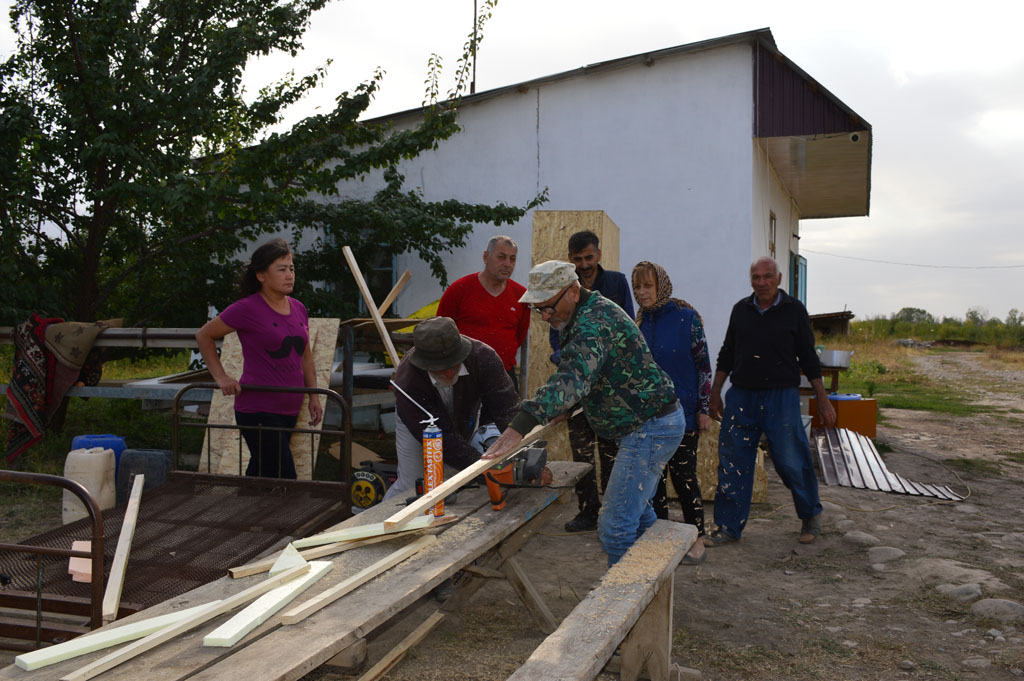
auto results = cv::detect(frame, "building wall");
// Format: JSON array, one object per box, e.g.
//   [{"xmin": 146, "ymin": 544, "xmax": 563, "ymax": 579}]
[
  {"xmin": 345, "ymin": 42, "xmax": 763, "ymax": 364},
  {"xmin": 751, "ymin": 140, "xmax": 802, "ymax": 292}
]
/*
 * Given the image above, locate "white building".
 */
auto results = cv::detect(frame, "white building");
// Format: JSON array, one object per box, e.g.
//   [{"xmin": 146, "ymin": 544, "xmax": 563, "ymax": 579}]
[{"xmin": 345, "ymin": 27, "xmax": 871, "ymax": 361}]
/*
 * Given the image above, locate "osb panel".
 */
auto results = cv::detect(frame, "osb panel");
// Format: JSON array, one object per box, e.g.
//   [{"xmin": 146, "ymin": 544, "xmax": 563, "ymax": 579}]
[
  {"xmin": 527, "ymin": 211, "xmax": 620, "ymax": 463},
  {"xmin": 694, "ymin": 419, "xmax": 767, "ymax": 503},
  {"xmin": 290, "ymin": 317, "xmax": 340, "ymax": 479},
  {"xmin": 199, "ymin": 318, "xmax": 339, "ymax": 480}
]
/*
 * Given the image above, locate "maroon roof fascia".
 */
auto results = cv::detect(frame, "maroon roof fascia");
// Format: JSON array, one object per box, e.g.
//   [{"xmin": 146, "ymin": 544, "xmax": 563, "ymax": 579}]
[{"xmin": 754, "ymin": 41, "xmax": 871, "ymax": 138}]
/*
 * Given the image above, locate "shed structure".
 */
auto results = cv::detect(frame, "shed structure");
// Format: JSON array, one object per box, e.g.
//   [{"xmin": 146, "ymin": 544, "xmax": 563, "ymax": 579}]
[{"xmin": 334, "ymin": 27, "xmax": 872, "ymax": 377}]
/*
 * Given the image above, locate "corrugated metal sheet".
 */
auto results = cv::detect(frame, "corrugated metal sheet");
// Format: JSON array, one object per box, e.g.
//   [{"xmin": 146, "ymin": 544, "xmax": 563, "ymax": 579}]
[{"xmin": 813, "ymin": 427, "xmax": 963, "ymax": 501}]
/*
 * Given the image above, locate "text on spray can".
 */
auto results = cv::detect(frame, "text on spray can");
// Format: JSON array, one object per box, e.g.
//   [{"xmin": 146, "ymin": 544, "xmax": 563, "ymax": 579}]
[{"xmin": 422, "ymin": 424, "xmax": 444, "ymax": 517}]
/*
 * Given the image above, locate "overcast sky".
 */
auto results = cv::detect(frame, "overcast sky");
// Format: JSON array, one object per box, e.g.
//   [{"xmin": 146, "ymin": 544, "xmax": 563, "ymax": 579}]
[{"xmin": 3, "ymin": 0, "xmax": 1022, "ymax": 321}]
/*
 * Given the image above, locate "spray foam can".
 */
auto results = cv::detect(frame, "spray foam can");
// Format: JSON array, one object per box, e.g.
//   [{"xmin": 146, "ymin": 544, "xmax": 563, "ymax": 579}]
[{"xmin": 422, "ymin": 424, "xmax": 444, "ymax": 517}]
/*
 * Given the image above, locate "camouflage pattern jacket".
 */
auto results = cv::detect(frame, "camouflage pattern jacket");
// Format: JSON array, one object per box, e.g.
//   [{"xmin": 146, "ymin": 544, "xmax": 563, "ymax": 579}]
[{"xmin": 510, "ymin": 289, "xmax": 677, "ymax": 440}]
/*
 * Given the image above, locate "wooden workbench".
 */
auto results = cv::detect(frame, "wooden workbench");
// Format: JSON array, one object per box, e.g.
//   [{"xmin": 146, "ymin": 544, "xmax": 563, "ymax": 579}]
[{"xmin": 1, "ymin": 462, "xmax": 589, "ymax": 681}]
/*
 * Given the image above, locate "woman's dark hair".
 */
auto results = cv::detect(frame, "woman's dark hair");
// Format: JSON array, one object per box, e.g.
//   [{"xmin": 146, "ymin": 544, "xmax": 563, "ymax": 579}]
[{"xmin": 239, "ymin": 238, "xmax": 292, "ymax": 296}]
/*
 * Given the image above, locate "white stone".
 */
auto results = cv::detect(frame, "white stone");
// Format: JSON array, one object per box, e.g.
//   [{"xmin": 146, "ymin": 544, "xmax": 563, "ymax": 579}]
[
  {"xmin": 899, "ymin": 660, "xmax": 916, "ymax": 670},
  {"xmin": 868, "ymin": 546, "xmax": 906, "ymax": 563},
  {"xmin": 842, "ymin": 531, "xmax": 880, "ymax": 546},
  {"xmin": 835, "ymin": 519, "xmax": 856, "ymax": 531},
  {"xmin": 971, "ymin": 599, "xmax": 1024, "ymax": 622},
  {"xmin": 961, "ymin": 657, "xmax": 992, "ymax": 669}
]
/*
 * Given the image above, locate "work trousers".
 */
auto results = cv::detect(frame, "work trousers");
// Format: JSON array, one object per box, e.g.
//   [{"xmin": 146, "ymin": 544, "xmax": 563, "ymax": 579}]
[
  {"xmin": 235, "ymin": 411, "xmax": 298, "ymax": 479},
  {"xmin": 568, "ymin": 410, "xmax": 618, "ymax": 519},
  {"xmin": 598, "ymin": 406, "xmax": 686, "ymax": 565},
  {"xmin": 713, "ymin": 386, "xmax": 821, "ymax": 538},
  {"xmin": 652, "ymin": 430, "xmax": 705, "ymax": 536}
]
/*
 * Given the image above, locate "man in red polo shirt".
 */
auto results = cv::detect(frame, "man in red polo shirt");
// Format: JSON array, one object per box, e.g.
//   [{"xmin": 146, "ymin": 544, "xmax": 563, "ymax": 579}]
[{"xmin": 437, "ymin": 235, "xmax": 529, "ymax": 393}]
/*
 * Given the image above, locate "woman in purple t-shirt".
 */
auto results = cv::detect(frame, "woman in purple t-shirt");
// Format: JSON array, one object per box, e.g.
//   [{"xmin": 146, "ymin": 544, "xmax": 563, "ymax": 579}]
[{"xmin": 196, "ymin": 238, "xmax": 322, "ymax": 478}]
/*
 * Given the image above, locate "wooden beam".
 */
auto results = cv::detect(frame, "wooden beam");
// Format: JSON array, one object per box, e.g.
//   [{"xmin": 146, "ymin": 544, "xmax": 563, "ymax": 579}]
[
  {"xmin": 59, "ymin": 564, "xmax": 311, "ymax": 681},
  {"xmin": 324, "ymin": 638, "xmax": 367, "ymax": 670},
  {"xmin": 501, "ymin": 556, "xmax": 557, "ymax": 634},
  {"xmin": 342, "ymin": 245, "xmax": 401, "ymax": 367},
  {"xmin": 68, "ymin": 540, "xmax": 92, "ymax": 583},
  {"xmin": 14, "ymin": 602, "xmax": 220, "ymax": 671},
  {"xmin": 619, "ymin": 573, "xmax": 674, "ymax": 681},
  {"xmin": 101, "ymin": 474, "xmax": 144, "ymax": 623},
  {"xmin": 203, "ymin": 561, "xmax": 332, "ymax": 647},
  {"xmin": 383, "ymin": 421, "xmax": 555, "ymax": 529},
  {"xmin": 377, "ymin": 269, "xmax": 411, "ymax": 317},
  {"xmin": 292, "ymin": 514, "xmax": 434, "ymax": 549},
  {"xmin": 354, "ymin": 610, "xmax": 445, "ymax": 681},
  {"xmin": 280, "ymin": 535, "xmax": 436, "ymax": 625},
  {"xmin": 228, "ymin": 516, "xmax": 456, "ymax": 579}
]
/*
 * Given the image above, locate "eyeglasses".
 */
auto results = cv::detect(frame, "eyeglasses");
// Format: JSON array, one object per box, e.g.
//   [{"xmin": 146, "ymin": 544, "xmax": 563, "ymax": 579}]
[{"xmin": 530, "ymin": 286, "xmax": 570, "ymax": 315}]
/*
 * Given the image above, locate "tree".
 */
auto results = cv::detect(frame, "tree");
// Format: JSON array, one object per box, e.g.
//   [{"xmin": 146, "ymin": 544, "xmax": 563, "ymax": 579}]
[
  {"xmin": 0, "ymin": 0, "xmax": 540, "ymax": 326},
  {"xmin": 892, "ymin": 307, "xmax": 935, "ymax": 324},
  {"xmin": 1007, "ymin": 309, "xmax": 1022, "ymax": 327},
  {"xmin": 965, "ymin": 306, "xmax": 989, "ymax": 326}
]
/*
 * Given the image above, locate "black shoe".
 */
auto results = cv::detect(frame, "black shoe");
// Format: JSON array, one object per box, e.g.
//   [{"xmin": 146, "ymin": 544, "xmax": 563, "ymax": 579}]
[{"xmin": 564, "ymin": 512, "xmax": 597, "ymax": 533}]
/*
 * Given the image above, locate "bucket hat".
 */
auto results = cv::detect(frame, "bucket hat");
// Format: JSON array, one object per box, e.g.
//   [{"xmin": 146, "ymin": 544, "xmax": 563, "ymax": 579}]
[{"xmin": 408, "ymin": 317, "xmax": 473, "ymax": 371}]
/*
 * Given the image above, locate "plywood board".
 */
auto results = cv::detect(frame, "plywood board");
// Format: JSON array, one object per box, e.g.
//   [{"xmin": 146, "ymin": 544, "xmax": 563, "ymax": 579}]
[
  {"xmin": 199, "ymin": 318, "xmax": 339, "ymax": 480},
  {"xmin": 527, "ymin": 211, "xmax": 621, "ymax": 464}
]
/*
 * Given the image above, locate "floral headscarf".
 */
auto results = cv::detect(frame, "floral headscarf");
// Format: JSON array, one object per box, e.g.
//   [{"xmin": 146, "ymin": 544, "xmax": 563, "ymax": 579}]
[{"xmin": 631, "ymin": 261, "xmax": 701, "ymax": 327}]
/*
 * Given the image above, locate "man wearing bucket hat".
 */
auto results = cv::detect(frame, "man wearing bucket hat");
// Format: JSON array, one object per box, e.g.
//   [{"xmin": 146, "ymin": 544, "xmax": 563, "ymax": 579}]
[
  {"xmin": 384, "ymin": 316, "xmax": 519, "ymax": 501},
  {"xmin": 706, "ymin": 256, "xmax": 836, "ymax": 547},
  {"xmin": 483, "ymin": 261, "xmax": 685, "ymax": 566}
]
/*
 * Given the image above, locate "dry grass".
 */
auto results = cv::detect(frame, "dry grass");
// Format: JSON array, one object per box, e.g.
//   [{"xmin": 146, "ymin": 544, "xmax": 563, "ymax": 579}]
[{"xmin": 981, "ymin": 346, "xmax": 1024, "ymax": 371}]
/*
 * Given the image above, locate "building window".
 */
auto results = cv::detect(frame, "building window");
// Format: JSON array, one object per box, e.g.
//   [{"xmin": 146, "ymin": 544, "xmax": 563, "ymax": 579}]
[{"xmin": 768, "ymin": 212, "xmax": 777, "ymax": 259}]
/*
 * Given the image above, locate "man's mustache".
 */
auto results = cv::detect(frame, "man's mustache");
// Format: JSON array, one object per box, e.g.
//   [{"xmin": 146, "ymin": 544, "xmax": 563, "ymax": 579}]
[{"xmin": 265, "ymin": 336, "xmax": 306, "ymax": 359}]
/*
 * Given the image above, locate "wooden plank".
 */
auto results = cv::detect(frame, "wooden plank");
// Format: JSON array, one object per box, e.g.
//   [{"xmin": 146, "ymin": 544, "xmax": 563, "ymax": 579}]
[
  {"xmin": 204, "ymin": 562, "xmax": 332, "ymax": 647},
  {"xmin": 15, "ymin": 602, "xmax": 220, "ymax": 671},
  {"xmin": 102, "ymin": 474, "xmax": 145, "ymax": 623},
  {"xmin": 506, "ymin": 521, "xmax": 694, "ymax": 681},
  {"xmin": 383, "ymin": 420, "xmax": 556, "ymax": 529},
  {"xmin": 227, "ymin": 518, "xmax": 453, "ymax": 579},
  {"xmin": 280, "ymin": 535, "xmax": 436, "ymax": 625},
  {"xmin": 323, "ymin": 639, "xmax": 366, "ymax": 669},
  {"xmin": 342, "ymin": 245, "xmax": 401, "ymax": 367},
  {"xmin": 377, "ymin": 269, "xmax": 412, "ymax": 317},
  {"xmin": 292, "ymin": 514, "xmax": 434, "ymax": 549},
  {"xmin": 59, "ymin": 564, "xmax": 312, "ymax": 681},
  {"xmin": 354, "ymin": 610, "xmax": 445, "ymax": 681},
  {"xmin": 501, "ymin": 556, "xmax": 557, "ymax": 634},
  {"xmin": 68, "ymin": 540, "xmax": 92, "ymax": 583}
]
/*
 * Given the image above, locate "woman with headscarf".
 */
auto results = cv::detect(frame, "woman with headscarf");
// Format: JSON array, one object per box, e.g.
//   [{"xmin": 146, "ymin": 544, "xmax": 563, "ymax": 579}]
[
  {"xmin": 196, "ymin": 238, "xmax": 322, "ymax": 478},
  {"xmin": 632, "ymin": 261, "xmax": 712, "ymax": 563}
]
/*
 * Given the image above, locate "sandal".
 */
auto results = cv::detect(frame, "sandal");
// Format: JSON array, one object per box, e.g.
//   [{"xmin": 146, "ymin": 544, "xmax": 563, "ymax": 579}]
[
  {"xmin": 704, "ymin": 529, "xmax": 739, "ymax": 547},
  {"xmin": 681, "ymin": 551, "xmax": 707, "ymax": 565}
]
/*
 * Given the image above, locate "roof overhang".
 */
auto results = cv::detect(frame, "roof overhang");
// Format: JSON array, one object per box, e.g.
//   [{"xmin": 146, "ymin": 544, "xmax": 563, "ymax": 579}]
[{"xmin": 753, "ymin": 37, "xmax": 872, "ymax": 218}]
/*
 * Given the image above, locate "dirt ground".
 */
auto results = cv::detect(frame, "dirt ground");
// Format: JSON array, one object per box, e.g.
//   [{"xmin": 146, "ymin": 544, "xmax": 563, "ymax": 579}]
[
  {"xmin": 3, "ymin": 350, "xmax": 1023, "ymax": 679},
  {"xmin": 308, "ymin": 351, "xmax": 1024, "ymax": 681}
]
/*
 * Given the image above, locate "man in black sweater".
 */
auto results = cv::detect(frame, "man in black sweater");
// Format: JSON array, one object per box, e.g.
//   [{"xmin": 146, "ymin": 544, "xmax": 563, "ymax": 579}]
[{"xmin": 707, "ymin": 257, "xmax": 836, "ymax": 546}]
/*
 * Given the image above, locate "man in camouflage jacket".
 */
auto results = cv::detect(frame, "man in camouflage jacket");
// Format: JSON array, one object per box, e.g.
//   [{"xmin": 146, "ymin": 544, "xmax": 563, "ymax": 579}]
[{"xmin": 483, "ymin": 261, "xmax": 687, "ymax": 565}]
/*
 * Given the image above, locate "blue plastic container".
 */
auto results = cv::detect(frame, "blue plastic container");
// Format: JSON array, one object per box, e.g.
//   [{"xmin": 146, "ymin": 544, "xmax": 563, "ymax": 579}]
[
  {"xmin": 71, "ymin": 434, "xmax": 127, "ymax": 483},
  {"xmin": 116, "ymin": 449, "xmax": 173, "ymax": 505},
  {"xmin": 828, "ymin": 393, "xmax": 862, "ymax": 401}
]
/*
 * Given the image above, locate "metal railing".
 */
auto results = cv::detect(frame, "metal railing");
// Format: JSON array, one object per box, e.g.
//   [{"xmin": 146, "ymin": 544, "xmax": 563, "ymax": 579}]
[
  {"xmin": 0, "ymin": 471, "xmax": 105, "ymax": 648},
  {"xmin": 171, "ymin": 384, "xmax": 352, "ymax": 484}
]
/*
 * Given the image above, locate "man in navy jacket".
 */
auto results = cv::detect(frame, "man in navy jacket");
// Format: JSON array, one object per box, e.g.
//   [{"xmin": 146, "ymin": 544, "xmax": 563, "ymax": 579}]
[
  {"xmin": 707, "ymin": 257, "xmax": 836, "ymax": 546},
  {"xmin": 550, "ymin": 230, "xmax": 635, "ymax": 533}
]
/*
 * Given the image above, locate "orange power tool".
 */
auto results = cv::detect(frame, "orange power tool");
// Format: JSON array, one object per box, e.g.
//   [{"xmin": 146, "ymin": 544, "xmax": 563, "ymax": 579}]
[{"xmin": 484, "ymin": 446, "xmax": 548, "ymax": 511}]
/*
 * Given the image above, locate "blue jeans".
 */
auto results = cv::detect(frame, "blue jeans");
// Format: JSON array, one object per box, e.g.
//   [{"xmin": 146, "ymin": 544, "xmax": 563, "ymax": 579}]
[
  {"xmin": 713, "ymin": 386, "xmax": 821, "ymax": 538},
  {"xmin": 598, "ymin": 406, "xmax": 686, "ymax": 566}
]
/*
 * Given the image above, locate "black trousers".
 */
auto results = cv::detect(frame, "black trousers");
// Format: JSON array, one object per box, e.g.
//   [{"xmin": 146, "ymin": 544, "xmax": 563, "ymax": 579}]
[
  {"xmin": 235, "ymin": 411, "xmax": 299, "ymax": 479},
  {"xmin": 652, "ymin": 429, "xmax": 705, "ymax": 535},
  {"xmin": 568, "ymin": 410, "xmax": 618, "ymax": 519}
]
